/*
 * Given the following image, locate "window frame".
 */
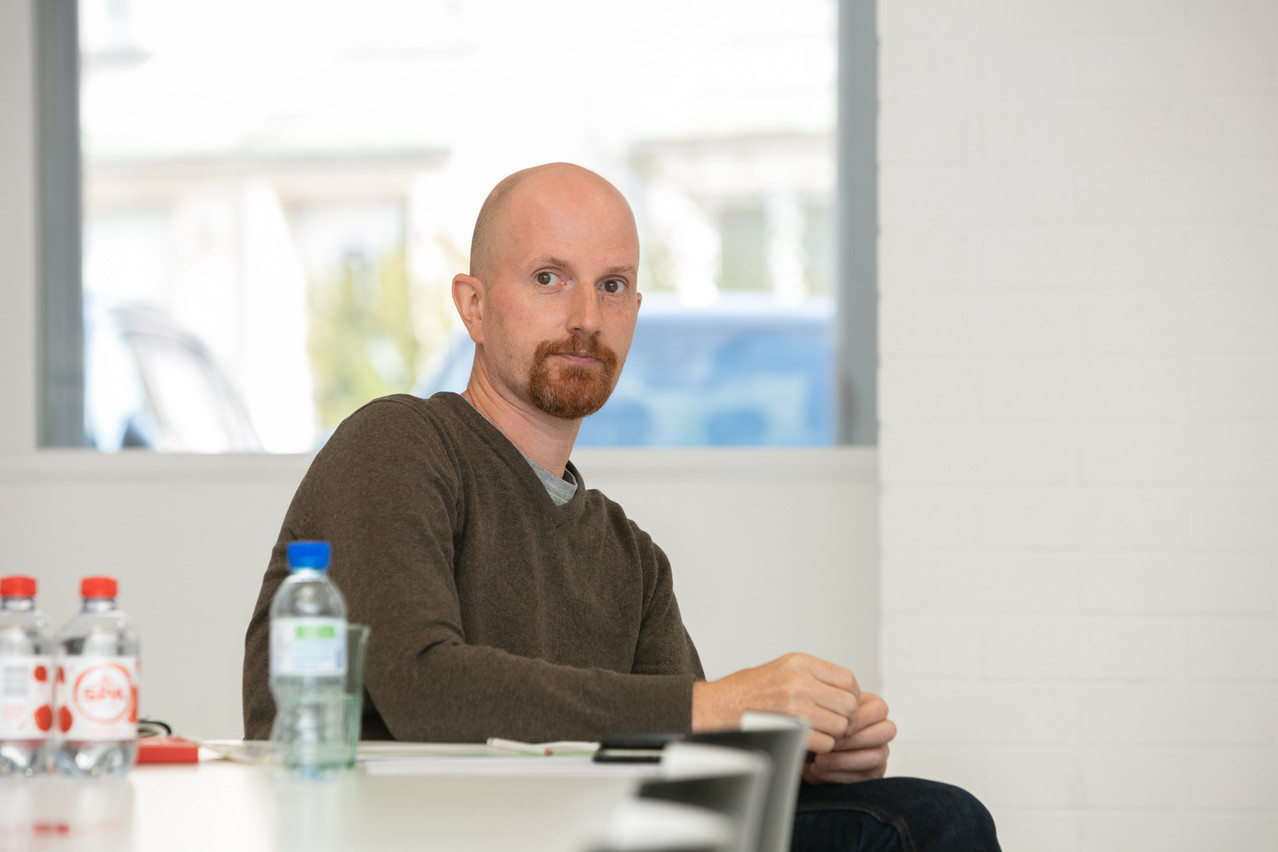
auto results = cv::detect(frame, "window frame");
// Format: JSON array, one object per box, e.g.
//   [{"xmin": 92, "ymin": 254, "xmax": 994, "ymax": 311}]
[
  {"xmin": 36, "ymin": 0, "xmax": 84, "ymax": 448},
  {"xmin": 27, "ymin": 0, "xmax": 878, "ymax": 454}
]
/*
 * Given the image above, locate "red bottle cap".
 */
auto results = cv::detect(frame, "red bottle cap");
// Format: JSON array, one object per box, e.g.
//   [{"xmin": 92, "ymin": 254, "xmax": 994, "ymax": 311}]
[
  {"xmin": 81, "ymin": 576, "xmax": 118, "ymax": 598},
  {"xmin": 0, "ymin": 575, "xmax": 36, "ymax": 597}
]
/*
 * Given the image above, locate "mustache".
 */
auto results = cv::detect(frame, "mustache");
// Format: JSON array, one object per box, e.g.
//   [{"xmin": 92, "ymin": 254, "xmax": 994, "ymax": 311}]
[{"xmin": 534, "ymin": 335, "xmax": 619, "ymax": 370}]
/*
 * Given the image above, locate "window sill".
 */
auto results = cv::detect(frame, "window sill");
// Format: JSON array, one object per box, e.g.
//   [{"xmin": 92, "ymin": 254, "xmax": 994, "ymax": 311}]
[{"xmin": 0, "ymin": 446, "xmax": 877, "ymax": 483}]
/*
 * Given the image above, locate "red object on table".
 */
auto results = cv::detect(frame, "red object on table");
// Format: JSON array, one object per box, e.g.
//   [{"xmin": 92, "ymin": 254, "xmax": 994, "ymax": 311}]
[{"xmin": 137, "ymin": 736, "xmax": 200, "ymax": 764}]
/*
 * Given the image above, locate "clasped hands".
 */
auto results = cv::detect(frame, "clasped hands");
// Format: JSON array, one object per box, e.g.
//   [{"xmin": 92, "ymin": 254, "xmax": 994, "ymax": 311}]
[{"xmin": 690, "ymin": 652, "xmax": 896, "ymax": 785}]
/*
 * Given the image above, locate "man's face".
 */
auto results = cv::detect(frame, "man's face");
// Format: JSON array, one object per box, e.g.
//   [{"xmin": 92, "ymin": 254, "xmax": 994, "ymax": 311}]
[{"xmin": 469, "ymin": 171, "xmax": 641, "ymax": 420}]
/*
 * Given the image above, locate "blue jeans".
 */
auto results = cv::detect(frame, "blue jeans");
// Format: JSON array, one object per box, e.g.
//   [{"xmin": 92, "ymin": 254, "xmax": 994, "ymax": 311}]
[{"xmin": 790, "ymin": 778, "xmax": 1001, "ymax": 851}]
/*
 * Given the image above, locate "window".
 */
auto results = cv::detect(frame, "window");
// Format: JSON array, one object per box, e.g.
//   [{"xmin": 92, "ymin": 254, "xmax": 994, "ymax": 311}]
[{"xmin": 42, "ymin": 0, "xmax": 872, "ymax": 452}]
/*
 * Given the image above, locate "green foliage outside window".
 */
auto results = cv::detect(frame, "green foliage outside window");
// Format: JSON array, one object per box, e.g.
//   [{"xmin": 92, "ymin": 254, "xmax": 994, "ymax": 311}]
[{"xmin": 307, "ymin": 246, "xmax": 424, "ymax": 432}]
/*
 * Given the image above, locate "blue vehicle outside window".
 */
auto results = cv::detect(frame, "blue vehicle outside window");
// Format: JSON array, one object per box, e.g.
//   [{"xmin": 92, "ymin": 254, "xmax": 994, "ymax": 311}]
[{"xmin": 417, "ymin": 300, "xmax": 834, "ymax": 448}]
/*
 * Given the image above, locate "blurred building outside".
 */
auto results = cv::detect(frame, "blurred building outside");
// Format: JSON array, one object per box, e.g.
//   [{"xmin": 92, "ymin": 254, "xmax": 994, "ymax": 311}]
[{"xmin": 77, "ymin": 0, "xmax": 838, "ymax": 451}]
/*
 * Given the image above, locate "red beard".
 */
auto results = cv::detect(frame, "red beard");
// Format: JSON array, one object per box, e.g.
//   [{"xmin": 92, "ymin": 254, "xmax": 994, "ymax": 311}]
[{"xmin": 527, "ymin": 334, "xmax": 620, "ymax": 420}]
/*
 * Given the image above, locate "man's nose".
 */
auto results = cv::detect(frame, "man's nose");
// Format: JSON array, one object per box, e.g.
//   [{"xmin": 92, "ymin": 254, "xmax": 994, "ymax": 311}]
[{"xmin": 567, "ymin": 284, "xmax": 602, "ymax": 335}]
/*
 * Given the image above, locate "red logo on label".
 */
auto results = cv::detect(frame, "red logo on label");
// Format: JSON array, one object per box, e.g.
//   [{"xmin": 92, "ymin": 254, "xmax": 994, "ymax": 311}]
[
  {"xmin": 72, "ymin": 664, "xmax": 134, "ymax": 725},
  {"xmin": 34, "ymin": 704, "xmax": 53, "ymax": 732}
]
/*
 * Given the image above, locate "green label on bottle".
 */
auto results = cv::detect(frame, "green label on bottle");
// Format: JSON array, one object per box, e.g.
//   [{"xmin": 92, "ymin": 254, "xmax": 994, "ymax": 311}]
[
  {"xmin": 295, "ymin": 624, "xmax": 337, "ymax": 640},
  {"xmin": 270, "ymin": 617, "xmax": 347, "ymax": 677}
]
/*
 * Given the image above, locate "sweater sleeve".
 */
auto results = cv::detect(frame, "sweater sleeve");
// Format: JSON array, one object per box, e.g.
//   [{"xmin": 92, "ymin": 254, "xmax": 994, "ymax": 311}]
[
  {"xmin": 243, "ymin": 397, "xmax": 698, "ymax": 743},
  {"xmin": 630, "ymin": 525, "xmax": 706, "ymax": 681}
]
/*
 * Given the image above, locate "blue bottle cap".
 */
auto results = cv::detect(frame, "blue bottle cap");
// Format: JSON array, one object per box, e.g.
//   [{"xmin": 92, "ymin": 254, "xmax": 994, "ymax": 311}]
[{"xmin": 287, "ymin": 540, "xmax": 331, "ymax": 571}]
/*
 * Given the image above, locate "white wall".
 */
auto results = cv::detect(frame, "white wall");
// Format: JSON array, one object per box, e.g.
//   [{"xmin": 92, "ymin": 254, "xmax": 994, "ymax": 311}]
[
  {"xmin": 0, "ymin": 450, "xmax": 879, "ymax": 740},
  {"xmin": 878, "ymin": 2, "xmax": 1278, "ymax": 849},
  {"xmin": 0, "ymin": 0, "xmax": 36, "ymax": 453},
  {"xmin": 0, "ymin": 0, "xmax": 880, "ymax": 740}
]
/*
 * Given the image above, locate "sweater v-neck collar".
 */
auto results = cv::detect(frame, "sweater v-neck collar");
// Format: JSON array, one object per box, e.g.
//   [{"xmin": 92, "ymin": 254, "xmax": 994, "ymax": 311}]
[{"xmin": 439, "ymin": 393, "xmax": 587, "ymax": 523}]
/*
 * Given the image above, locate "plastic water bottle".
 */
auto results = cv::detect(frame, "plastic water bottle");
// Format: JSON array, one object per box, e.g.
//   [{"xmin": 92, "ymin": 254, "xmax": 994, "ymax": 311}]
[
  {"xmin": 0, "ymin": 576, "xmax": 58, "ymax": 775},
  {"xmin": 270, "ymin": 541, "xmax": 347, "ymax": 777},
  {"xmin": 55, "ymin": 576, "xmax": 140, "ymax": 777}
]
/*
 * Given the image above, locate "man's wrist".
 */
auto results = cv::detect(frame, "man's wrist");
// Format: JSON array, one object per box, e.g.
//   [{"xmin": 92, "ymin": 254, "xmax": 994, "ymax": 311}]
[{"xmin": 690, "ymin": 678, "xmax": 736, "ymax": 732}]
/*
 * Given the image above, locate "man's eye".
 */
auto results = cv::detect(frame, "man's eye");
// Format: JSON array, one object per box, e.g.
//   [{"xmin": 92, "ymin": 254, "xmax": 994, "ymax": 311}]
[
  {"xmin": 535, "ymin": 271, "xmax": 562, "ymax": 286},
  {"xmin": 601, "ymin": 278, "xmax": 627, "ymax": 294}
]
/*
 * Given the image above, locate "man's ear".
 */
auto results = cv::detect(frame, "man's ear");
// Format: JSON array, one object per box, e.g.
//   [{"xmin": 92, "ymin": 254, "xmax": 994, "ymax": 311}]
[{"xmin": 452, "ymin": 273, "xmax": 485, "ymax": 344}]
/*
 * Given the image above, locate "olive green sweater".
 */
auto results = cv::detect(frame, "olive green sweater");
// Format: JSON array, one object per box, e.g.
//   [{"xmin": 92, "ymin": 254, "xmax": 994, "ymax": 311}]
[{"xmin": 242, "ymin": 393, "xmax": 703, "ymax": 742}]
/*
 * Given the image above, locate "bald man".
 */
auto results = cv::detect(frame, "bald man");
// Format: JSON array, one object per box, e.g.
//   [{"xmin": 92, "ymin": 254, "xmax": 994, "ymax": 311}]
[{"xmin": 243, "ymin": 164, "xmax": 999, "ymax": 850}]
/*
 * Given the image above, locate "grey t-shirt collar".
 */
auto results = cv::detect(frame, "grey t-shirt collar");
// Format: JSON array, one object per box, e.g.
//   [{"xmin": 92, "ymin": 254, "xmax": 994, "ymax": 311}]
[{"xmin": 522, "ymin": 452, "xmax": 579, "ymax": 507}]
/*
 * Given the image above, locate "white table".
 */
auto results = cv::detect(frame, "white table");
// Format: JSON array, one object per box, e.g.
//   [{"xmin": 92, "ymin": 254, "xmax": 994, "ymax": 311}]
[{"xmin": 1, "ymin": 759, "xmax": 650, "ymax": 852}]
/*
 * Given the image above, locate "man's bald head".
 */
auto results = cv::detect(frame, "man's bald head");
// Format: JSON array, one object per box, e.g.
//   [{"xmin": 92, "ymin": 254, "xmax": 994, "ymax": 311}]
[{"xmin": 468, "ymin": 163, "xmax": 636, "ymax": 283}]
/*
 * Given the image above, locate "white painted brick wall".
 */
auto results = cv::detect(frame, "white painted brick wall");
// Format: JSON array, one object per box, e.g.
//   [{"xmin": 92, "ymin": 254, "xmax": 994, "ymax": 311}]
[{"xmin": 878, "ymin": 2, "xmax": 1278, "ymax": 848}]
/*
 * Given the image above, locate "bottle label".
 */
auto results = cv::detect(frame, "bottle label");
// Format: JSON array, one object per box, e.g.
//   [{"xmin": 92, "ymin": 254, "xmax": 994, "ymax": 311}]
[
  {"xmin": 0, "ymin": 654, "xmax": 55, "ymax": 739},
  {"xmin": 271, "ymin": 617, "xmax": 347, "ymax": 677},
  {"xmin": 56, "ymin": 656, "xmax": 139, "ymax": 742}
]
